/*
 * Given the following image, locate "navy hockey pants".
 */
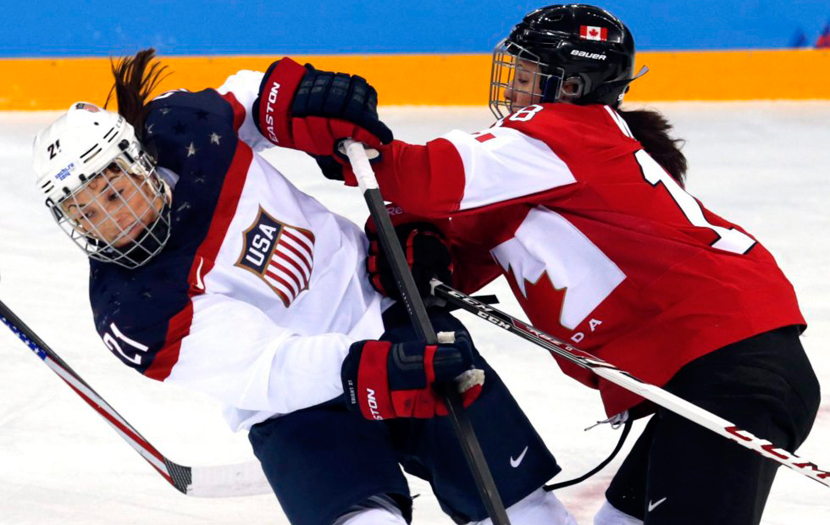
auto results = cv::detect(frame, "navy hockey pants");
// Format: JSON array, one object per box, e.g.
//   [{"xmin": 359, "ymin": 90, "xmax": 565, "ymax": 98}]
[{"xmin": 249, "ymin": 309, "xmax": 561, "ymax": 525}]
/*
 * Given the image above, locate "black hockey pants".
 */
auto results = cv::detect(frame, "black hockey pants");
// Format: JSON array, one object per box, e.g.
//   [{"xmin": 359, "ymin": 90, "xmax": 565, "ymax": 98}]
[{"xmin": 605, "ymin": 325, "xmax": 820, "ymax": 525}]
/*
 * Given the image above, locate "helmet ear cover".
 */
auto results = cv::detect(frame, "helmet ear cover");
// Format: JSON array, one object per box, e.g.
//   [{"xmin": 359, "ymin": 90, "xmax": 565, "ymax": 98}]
[{"xmin": 534, "ymin": 37, "xmax": 634, "ymax": 105}]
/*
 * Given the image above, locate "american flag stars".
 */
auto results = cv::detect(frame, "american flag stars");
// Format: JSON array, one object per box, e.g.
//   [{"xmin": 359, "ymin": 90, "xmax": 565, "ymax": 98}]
[{"xmin": 185, "ymin": 133, "xmax": 220, "ymax": 156}]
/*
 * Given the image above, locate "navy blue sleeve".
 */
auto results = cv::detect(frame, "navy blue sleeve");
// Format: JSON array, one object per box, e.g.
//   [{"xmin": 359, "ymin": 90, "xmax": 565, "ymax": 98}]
[
  {"xmin": 89, "ymin": 89, "xmax": 247, "ymax": 377},
  {"xmin": 144, "ymin": 89, "xmax": 240, "ymax": 177}
]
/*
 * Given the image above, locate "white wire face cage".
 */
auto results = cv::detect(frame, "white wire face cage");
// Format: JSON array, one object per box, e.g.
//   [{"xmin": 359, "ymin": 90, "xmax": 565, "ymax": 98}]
[
  {"xmin": 489, "ymin": 39, "xmax": 564, "ymax": 119},
  {"xmin": 48, "ymin": 148, "xmax": 172, "ymax": 270}
]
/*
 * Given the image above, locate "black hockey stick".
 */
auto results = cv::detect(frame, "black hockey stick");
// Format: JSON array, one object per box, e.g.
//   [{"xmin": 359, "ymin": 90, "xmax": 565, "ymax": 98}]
[
  {"xmin": 343, "ymin": 140, "xmax": 511, "ymax": 525},
  {"xmin": 0, "ymin": 298, "xmax": 271, "ymax": 497},
  {"xmin": 431, "ymin": 280, "xmax": 830, "ymax": 488}
]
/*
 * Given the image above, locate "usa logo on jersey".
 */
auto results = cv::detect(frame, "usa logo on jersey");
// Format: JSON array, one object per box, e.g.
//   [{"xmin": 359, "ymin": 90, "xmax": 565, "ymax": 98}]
[{"xmin": 235, "ymin": 207, "xmax": 315, "ymax": 307}]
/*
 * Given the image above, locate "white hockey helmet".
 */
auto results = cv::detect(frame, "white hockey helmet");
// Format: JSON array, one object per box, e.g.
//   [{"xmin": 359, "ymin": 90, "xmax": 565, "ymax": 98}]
[{"xmin": 33, "ymin": 102, "xmax": 172, "ymax": 269}]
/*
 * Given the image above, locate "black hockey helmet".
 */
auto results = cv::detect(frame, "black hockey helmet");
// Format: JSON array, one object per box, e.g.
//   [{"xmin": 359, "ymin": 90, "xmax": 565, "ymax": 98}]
[{"xmin": 490, "ymin": 4, "xmax": 639, "ymax": 118}]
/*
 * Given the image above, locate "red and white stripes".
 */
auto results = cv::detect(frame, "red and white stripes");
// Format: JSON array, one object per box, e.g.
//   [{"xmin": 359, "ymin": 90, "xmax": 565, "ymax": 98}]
[{"xmin": 264, "ymin": 225, "xmax": 315, "ymax": 307}]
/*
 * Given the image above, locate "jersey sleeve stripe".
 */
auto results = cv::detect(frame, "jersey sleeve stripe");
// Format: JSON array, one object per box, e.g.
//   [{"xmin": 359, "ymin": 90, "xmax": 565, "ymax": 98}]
[
  {"xmin": 220, "ymin": 92, "xmax": 247, "ymax": 132},
  {"xmin": 145, "ymin": 302, "xmax": 194, "ymax": 381},
  {"xmin": 603, "ymin": 106, "xmax": 634, "ymax": 138},
  {"xmin": 146, "ymin": 142, "xmax": 254, "ymax": 381}
]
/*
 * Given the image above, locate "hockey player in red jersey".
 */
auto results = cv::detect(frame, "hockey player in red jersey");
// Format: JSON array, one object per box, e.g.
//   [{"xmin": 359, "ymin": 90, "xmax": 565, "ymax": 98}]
[{"xmin": 261, "ymin": 4, "xmax": 822, "ymax": 524}]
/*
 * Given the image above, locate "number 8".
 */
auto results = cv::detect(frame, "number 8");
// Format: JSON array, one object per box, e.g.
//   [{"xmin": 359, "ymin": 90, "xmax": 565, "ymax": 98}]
[{"xmin": 508, "ymin": 104, "xmax": 544, "ymax": 122}]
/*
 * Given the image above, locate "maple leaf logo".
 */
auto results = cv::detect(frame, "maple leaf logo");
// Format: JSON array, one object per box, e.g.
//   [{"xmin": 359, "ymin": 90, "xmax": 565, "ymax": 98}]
[{"xmin": 502, "ymin": 264, "xmax": 571, "ymax": 330}]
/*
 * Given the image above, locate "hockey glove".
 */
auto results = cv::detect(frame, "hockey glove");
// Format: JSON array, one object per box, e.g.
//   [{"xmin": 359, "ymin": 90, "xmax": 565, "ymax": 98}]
[
  {"xmin": 342, "ymin": 331, "xmax": 484, "ymax": 420},
  {"xmin": 312, "ymin": 154, "xmax": 346, "ymax": 182},
  {"xmin": 254, "ymin": 57, "xmax": 392, "ymax": 156},
  {"xmin": 365, "ymin": 217, "xmax": 453, "ymax": 301}
]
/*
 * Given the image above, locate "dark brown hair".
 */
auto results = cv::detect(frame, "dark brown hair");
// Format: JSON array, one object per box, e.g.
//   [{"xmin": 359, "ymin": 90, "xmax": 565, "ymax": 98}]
[
  {"xmin": 618, "ymin": 107, "xmax": 687, "ymax": 186},
  {"xmin": 105, "ymin": 48, "xmax": 169, "ymax": 139}
]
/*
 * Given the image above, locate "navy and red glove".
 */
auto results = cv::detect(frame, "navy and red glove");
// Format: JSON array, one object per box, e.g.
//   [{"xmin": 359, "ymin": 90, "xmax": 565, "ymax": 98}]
[
  {"xmin": 365, "ymin": 207, "xmax": 453, "ymax": 301},
  {"xmin": 254, "ymin": 57, "xmax": 392, "ymax": 157},
  {"xmin": 342, "ymin": 331, "xmax": 484, "ymax": 420}
]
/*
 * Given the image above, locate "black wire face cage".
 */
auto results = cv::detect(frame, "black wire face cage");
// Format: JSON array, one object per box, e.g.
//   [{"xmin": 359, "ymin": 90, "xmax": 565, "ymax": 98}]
[
  {"xmin": 490, "ymin": 39, "xmax": 563, "ymax": 119},
  {"xmin": 48, "ymin": 150, "xmax": 172, "ymax": 269}
]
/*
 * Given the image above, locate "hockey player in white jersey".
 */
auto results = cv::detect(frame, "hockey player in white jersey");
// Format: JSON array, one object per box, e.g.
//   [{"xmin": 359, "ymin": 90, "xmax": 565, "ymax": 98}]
[{"xmin": 31, "ymin": 50, "xmax": 578, "ymax": 525}]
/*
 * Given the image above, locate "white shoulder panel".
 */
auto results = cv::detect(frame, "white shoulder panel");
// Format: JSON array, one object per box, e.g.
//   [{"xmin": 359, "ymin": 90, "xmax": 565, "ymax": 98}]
[
  {"xmin": 442, "ymin": 126, "xmax": 577, "ymax": 211},
  {"xmin": 217, "ymin": 70, "xmax": 272, "ymax": 152}
]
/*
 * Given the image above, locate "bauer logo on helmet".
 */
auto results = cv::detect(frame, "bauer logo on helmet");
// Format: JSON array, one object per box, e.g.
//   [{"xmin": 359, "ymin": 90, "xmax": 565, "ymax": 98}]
[{"xmin": 571, "ymin": 49, "xmax": 607, "ymax": 61}]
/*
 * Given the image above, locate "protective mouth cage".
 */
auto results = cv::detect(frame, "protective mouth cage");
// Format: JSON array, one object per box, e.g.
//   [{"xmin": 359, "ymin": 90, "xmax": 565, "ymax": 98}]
[
  {"xmin": 490, "ymin": 39, "xmax": 579, "ymax": 119},
  {"xmin": 47, "ymin": 147, "xmax": 172, "ymax": 269}
]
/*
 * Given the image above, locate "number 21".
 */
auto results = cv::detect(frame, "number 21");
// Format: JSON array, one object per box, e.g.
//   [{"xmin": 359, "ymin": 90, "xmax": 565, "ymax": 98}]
[
  {"xmin": 103, "ymin": 322, "xmax": 149, "ymax": 365},
  {"xmin": 47, "ymin": 140, "xmax": 61, "ymax": 159}
]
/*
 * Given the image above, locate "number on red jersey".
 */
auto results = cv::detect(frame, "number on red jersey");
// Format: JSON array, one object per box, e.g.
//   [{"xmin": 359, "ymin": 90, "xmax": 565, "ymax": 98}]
[{"xmin": 635, "ymin": 150, "xmax": 756, "ymax": 254}]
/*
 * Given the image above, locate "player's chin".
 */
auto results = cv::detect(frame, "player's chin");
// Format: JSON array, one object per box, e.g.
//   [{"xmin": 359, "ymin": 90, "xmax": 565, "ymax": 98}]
[
  {"xmin": 114, "ymin": 207, "xmax": 162, "ymax": 247},
  {"xmin": 111, "ymin": 221, "xmax": 148, "ymax": 248}
]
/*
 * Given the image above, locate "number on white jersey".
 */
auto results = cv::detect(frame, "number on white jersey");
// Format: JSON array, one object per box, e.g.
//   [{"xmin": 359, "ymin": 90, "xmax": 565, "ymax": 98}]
[
  {"xmin": 103, "ymin": 322, "xmax": 150, "ymax": 365},
  {"xmin": 635, "ymin": 150, "xmax": 756, "ymax": 254}
]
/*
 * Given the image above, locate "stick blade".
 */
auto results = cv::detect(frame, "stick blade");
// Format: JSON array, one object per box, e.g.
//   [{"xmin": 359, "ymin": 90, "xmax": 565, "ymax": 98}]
[{"xmin": 186, "ymin": 460, "xmax": 271, "ymax": 498}]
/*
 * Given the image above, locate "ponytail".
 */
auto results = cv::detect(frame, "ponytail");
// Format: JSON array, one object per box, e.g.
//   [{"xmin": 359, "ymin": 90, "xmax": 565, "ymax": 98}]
[
  {"xmin": 105, "ymin": 49, "xmax": 169, "ymax": 139},
  {"xmin": 618, "ymin": 108, "xmax": 687, "ymax": 186}
]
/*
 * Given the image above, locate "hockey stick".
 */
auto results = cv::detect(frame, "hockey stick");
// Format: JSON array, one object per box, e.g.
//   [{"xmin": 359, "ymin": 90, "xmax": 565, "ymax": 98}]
[
  {"xmin": 0, "ymin": 298, "xmax": 271, "ymax": 497},
  {"xmin": 343, "ymin": 140, "xmax": 511, "ymax": 525},
  {"xmin": 431, "ymin": 280, "xmax": 830, "ymax": 488}
]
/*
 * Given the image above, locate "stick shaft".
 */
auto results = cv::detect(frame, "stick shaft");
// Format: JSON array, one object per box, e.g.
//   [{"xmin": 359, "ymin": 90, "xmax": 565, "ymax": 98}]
[
  {"xmin": 345, "ymin": 140, "xmax": 512, "ymax": 524},
  {"xmin": 0, "ymin": 298, "xmax": 271, "ymax": 497},
  {"xmin": 433, "ymin": 280, "xmax": 830, "ymax": 488}
]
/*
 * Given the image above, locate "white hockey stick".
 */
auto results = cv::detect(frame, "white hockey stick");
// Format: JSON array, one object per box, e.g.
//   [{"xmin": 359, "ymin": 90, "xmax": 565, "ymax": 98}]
[
  {"xmin": 432, "ymin": 281, "xmax": 830, "ymax": 488},
  {"xmin": 1, "ymin": 298, "xmax": 271, "ymax": 497}
]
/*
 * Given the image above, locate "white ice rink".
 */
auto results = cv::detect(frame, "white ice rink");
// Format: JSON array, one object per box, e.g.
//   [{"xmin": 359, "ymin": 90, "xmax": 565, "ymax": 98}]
[{"xmin": 1, "ymin": 103, "xmax": 829, "ymax": 524}]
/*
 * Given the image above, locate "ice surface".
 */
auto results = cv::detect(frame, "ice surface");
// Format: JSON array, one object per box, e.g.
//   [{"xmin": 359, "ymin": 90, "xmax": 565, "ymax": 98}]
[{"xmin": 1, "ymin": 103, "xmax": 829, "ymax": 524}]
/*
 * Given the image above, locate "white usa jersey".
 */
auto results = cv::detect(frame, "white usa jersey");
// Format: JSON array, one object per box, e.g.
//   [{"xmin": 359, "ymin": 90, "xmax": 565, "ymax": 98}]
[{"xmin": 89, "ymin": 72, "xmax": 388, "ymax": 431}]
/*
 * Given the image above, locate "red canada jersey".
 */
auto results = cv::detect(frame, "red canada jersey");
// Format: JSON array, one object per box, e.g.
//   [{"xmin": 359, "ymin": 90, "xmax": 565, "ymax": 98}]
[{"xmin": 368, "ymin": 103, "xmax": 806, "ymax": 416}]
